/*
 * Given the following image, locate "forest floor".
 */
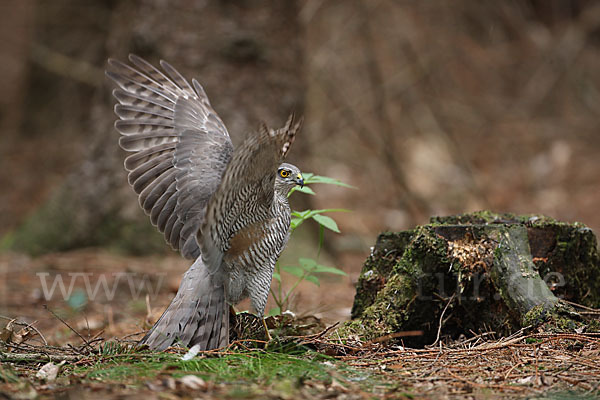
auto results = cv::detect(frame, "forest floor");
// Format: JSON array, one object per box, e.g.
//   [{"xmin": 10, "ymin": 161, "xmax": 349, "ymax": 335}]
[{"xmin": 1, "ymin": 250, "xmax": 600, "ymax": 399}]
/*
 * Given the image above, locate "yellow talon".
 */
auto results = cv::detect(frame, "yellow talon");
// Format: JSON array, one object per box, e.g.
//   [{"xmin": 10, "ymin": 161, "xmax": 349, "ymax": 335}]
[{"xmin": 262, "ymin": 318, "xmax": 272, "ymax": 342}]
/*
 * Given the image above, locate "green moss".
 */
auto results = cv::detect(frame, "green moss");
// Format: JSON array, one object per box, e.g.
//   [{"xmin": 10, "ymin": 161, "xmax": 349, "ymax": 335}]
[
  {"xmin": 346, "ymin": 264, "xmax": 422, "ymax": 341},
  {"xmin": 522, "ymin": 304, "xmax": 548, "ymax": 327},
  {"xmin": 587, "ymin": 319, "xmax": 600, "ymax": 332},
  {"xmin": 351, "ymin": 230, "xmax": 415, "ymax": 318},
  {"xmin": 523, "ymin": 302, "xmax": 585, "ymax": 332},
  {"xmin": 359, "ymin": 275, "xmax": 417, "ymax": 338},
  {"xmin": 345, "ymin": 226, "xmax": 452, "ymax": 345},
  {"xmin": 395, "ymin": 226, "xmax": 450, "ymax": 275},
  {"xmin": 535, "ymin": 225, "xmax": 600, "ymax": 308},
  {"xmin": 66, "ymin": 349, "xmax": 343, "ymax": 389},
  {"xmin": 430, "ymin": 211, "xmax": 562, "ymax": 227}
]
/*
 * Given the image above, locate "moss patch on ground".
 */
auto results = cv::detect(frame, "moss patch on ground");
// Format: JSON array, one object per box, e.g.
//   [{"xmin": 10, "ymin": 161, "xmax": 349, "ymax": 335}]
[{"xmin": 0, "ymin": 343, "xmax": 386, "ymax": 399}]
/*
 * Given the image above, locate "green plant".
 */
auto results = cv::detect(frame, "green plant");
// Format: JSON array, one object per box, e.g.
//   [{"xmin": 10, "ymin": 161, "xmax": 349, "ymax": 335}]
[{"xmin": 269, "ymin": 173, "xmax": 352, "ymax": 315}]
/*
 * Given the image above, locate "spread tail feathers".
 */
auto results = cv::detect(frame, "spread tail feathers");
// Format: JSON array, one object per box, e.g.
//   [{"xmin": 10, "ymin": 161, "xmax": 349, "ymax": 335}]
[{"xmin": 140, "ymin": 258, "xmax": 229, "ymax": 351}]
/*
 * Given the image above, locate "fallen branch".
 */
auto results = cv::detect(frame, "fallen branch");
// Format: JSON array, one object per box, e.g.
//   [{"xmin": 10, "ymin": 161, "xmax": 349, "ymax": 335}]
[{"xmin": 0, "ymin": 352, "xmax": 83, "ymax": 362}]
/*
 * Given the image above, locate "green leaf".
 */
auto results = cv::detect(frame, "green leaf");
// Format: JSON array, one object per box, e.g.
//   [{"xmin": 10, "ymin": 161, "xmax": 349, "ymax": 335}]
[
  {"xmin": 304, "ymin": 174, "xmax": 355, "ymax": 188},
  {"xmin": 282, "ymin": 265, "xmax": 305, "ymax": 277},
  {"xmin": 290, "ymin": 211, "xmax": 314, "ymax": 230},
  {"xmin": 272, "ymin": 272, "xmax": 281, "ymax": 282},
  {"xmin": 289, "ymin": 186, "xmax": 315, "ymax": 196},
  {"xmin": 290, "ymin": 217, "xmax": 304, "ymax": 230},
  {"xmin": 292, "ymin": 210, "xmax": 313, "ymax": 219},
  {"xmin": 294, "ymin": 208, "xmax": 350, "ymax": 217},
  {"xmin": 312, "ymin": 214, "xmax": 340, "ymax": 233},
  {"xmin": 292, "ymin": 209, "xmax": 343, "ymax": 231},
  {"xmin": 300, "ymin": 172, "xmax": 314, "ymax": 181},
  {"xmin": 313, "ymin": 264, "xmax": 347, "ymax": 276},
  {"xmin": 298, "ymin": 258, "xmax": 318, "ymax": 271},
  {"xmin": 304, "ymin": 275, "xmax": 320, "ymax": 286},
  {"xmin": 299, "ymin": 258, "xmax": 346, "ymax": 276},
  {"xmin": 268, "ymin": 307, "xmax": 281, "ymax": 316}
]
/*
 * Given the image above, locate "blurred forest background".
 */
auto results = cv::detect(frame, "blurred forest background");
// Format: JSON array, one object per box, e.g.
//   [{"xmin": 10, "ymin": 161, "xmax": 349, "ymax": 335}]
[{"xmin": 1, "ymin": 0, "xmax": 600, "ymax": 335}]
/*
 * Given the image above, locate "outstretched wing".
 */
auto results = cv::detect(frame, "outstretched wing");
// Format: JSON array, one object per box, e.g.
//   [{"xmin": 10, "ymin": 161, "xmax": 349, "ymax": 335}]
[
  {"xmin": 106, "ymin": 55, "xmax": 233, "ymax": 259},
  {"xmin": 199, "ymin": 114, "xmax": 302, "ymax": 274}
]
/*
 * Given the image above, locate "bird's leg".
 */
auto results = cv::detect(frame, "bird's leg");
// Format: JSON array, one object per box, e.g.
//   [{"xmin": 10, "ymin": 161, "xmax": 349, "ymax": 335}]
[
  {"xmin": 229, "ymin": 305, "xmax": 238, "ymax": 316},
  {"xmin": 250, "ymin": 305, "xmax": 272, "ymax": 342},
  {"xmin": 261, "ymin": 317, "xmax": 272, "ymax": 342},
  {"xmin": 248, "ymin": 279, "xmax": 273, "ymax": 342}
]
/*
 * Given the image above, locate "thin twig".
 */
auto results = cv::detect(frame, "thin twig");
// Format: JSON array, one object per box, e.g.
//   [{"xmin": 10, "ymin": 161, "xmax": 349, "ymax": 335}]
[
  {"xmin": 431, "ymin": 293, "xmax": 456, "ymax": 347},
  {"xmin": 23, "ymin": 320, "xmax": 48, "ymax": 346},
  {"xmin": 302, "ymin": 322, "xmax": 340, "ymax": 340},
  {"xmin": 43, "ymin": 305, "xmax": 95, "ymax": 353},
  {"xmin": 0, "ymin": 316, "xmax": 48, "ymax": 345},
  {"xmin": 561, "ymin": 299, "xmax": 600, "ymax": 313}
]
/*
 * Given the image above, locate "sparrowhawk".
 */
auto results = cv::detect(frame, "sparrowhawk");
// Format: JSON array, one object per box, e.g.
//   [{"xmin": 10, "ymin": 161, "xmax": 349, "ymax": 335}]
[{"xmin": 106, "ymin": 55, "xmax": 303, "ymax": 351}]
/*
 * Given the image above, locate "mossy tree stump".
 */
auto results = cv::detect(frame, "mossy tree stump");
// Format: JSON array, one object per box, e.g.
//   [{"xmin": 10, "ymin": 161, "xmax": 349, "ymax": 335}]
[{"xmin": 344, "ymin": 212, "xmax": 600, "ymax": 347}]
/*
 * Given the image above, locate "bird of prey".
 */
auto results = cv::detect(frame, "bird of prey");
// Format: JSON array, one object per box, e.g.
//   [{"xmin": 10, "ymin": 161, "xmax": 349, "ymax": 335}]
[{"xmin": 106, "ymin": 55, "xmax": 303, "ymax": 351}]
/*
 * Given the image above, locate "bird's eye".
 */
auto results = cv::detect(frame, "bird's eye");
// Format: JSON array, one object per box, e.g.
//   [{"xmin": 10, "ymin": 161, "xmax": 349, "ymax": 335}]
[{"xmin": 279, "ymin": 169, "xmax": 290, "ymax": 178}]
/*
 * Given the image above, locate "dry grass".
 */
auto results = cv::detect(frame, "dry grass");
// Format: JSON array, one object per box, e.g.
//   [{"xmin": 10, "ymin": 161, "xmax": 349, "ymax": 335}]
[{"xmin": 326, "ymin": 331, "xmax": 600, "ymax": 397}]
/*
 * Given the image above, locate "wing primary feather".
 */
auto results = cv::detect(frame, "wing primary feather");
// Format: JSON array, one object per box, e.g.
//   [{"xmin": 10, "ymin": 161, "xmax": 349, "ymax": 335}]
[
  {"xmin": 118, "ymin": 131, "xmax": 179, "ymax": 152},
  {"xmin": 115, "ymin": 104, "xmax": 173, "ymax": 121},
  {"xmin": 160, "ymin": 60, "xmax": 196, "ymax": 95},
  {"xmin": 108, "ymin": 58, "xmax": 180, "ymax": 99},
  {"xmin": 158, "ymin": 193, "xmax": 180, "ymax": 232},
  {"xmin": 124, "ymin": 142, "xmax": 176, "ymax": 171},
  {"xmin": 192, "ymin": 79, "xmax": 210, "ymax": 103},
  {"xmin": 106, "ymin": 71, "xmax": 177, "ymax": 104},
  {"xmin": 284, "ymin": 112, "xmax": 295, "ymax": 130},
  {"xmin": 163, "ymin": 211, "xmax": 179, "ymax": 247},
  {"xmin": 150, "ymin": 181, "xmax": 177, "ymax": 225},
  {"xmin": 128, "ymin": 54, "xmax": 190, "ymax": 98},
  {"xmin": 139, "ymin": 169, "xmax": 177, "ymax": 212},
  {"xmin": 131, "ymin": 159, "xmax": 173, "ymax": 194},
  {"xmin": 115, "ymin": 119, "xmax": 174, "ymax": 135},
  {"xmin": 113, "ymin": 89, "xmax": 174, "ymax": 112},
  {"xmin": 127, "ymin": 152, "xmax": 173, "ymax": 186},
  {"xmin": 169, "ymin": 219, "xmax": 185, "ymax": 249}
]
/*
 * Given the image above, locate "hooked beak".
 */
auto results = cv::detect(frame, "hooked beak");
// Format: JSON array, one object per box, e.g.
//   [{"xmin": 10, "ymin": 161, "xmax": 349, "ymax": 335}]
[{"xmin": 296, "ymin": 173, "xmax": 304, "ymax": 188}]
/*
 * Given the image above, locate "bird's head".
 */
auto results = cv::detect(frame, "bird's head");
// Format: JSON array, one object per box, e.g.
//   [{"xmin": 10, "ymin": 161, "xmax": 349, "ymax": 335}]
[{"xmin": 275, "ymin": 163, "xmax": 303, "ymax": 194}]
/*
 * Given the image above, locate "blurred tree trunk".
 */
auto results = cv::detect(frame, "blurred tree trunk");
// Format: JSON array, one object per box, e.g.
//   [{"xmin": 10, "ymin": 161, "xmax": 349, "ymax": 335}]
[
  {"xmin": 0, "ymin": 0, "xmax": 34, "ymax": 142},
  {"xmin": 8, "ymin": 0, "xmax": 304, "ymax": 255},
  {"xmin": 0, "ymin": 0, "xmax": 35, "ymax": 231}
]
